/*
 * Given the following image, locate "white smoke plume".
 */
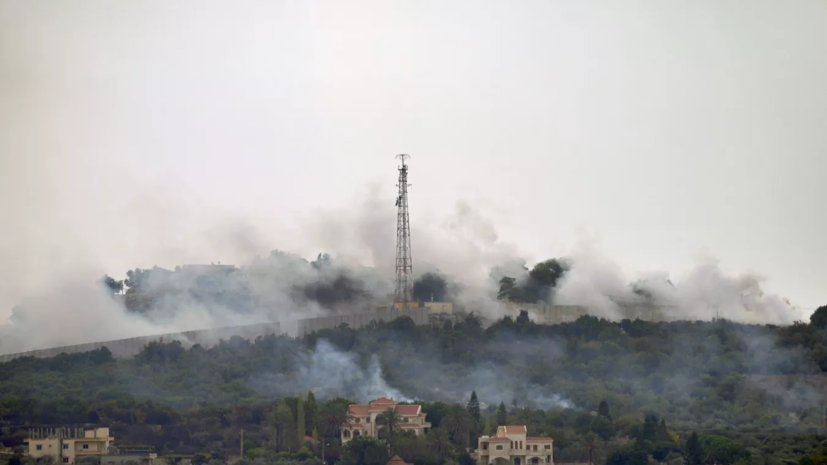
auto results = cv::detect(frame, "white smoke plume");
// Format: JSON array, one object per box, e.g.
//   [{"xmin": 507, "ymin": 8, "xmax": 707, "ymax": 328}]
[
  {"xmin": 552, "ymin": 240, "xmax": 804, "ymax": 325},
  {"xmin": 253, "ymin": 339, "xmax": 410, "ymax": 403}
]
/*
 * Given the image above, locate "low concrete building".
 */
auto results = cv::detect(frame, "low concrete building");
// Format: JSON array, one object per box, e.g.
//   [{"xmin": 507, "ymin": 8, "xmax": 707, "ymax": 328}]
[
  {"xmin": 342, "ymin": 398, "xmax": 431, "ymax": 443},
  {"xmin": 102, "ymin": 446, "xmax": 157, "ymax": 465},
  {"xmin": 423, "ymin": 302, "xmax": 453, "ymax": 314},
  {"xmin": 476, "ymin": 426, "xmax": 553, "ymax": 465},
  {"xmin": 25, "ymin": 428, "xmax": 114, "ymax": 464}
]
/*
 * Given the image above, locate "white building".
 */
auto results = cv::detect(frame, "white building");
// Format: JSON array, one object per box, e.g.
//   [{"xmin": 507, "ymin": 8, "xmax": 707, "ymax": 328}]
[
  {"xmin": 341, "ymin": 398, "xmax": 431, "ymax": 443},
  {"xmin": 476, "ymin": 426, "xmax": 553, "ymax": 465},
  {"xmin": 26, "ymin": 428, "xmax": 114, "ymax": 464}
]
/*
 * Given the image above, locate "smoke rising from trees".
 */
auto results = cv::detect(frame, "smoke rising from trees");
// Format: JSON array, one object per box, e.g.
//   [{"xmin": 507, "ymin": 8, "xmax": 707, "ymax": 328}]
[{"xmin": 0, "ymin": 186, "xmax": 810, "ymax": 355}]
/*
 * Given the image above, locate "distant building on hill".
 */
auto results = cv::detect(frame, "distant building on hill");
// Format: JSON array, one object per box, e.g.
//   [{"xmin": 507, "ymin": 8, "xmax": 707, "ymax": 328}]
[
  {"xmin": 476, "ymin": 425, "xmax": 553, "ymax": 465},
  {"xmin": 25, "ymin": 427, "xmax": 113, "ymax": 464},
  {"xmin": 341, "ymin": 397, "xmax": 431, "ymax": 443}
]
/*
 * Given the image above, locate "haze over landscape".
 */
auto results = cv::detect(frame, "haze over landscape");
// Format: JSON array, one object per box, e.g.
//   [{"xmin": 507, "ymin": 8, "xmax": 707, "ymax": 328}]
[
  {"xmin": 2, "ymin": 1, "xmax": 826, "ymax": 352},
  {"xmin": 2, "ymin": 3, "xmax": 827, "ymax": 465}
]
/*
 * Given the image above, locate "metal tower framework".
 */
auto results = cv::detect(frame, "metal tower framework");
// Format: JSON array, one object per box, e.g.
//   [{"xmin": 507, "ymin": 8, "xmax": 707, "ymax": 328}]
[{"xmin": 394, "ymin": 154, "xmax": 413, "ymax": 304}]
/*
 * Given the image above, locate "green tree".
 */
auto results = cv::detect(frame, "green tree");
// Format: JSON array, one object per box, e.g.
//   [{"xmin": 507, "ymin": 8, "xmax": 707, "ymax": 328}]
[
  {"xmin": 606, "ymin": 449, "xmax": 648, "ymax": 465},
  {"xmin": 99, "ymin": 275, "xmax": 124, "ymax": 295},
  {"xmin": 652, "ymin": 419, "xmax": 677, "ymax": 462},
  {"xmin": 597, "ymin": 400, "xmax": 612, "ymax": 421},
  {"xmin": 528, "ymin": 258, "xmax": 568, "ymax": 289},
  {"xmin": 684, "ymin": 433, "xmax": 703, "ymax": 465},
  {"xmin": 319, "ymin": 409, "xmax": 352, "ymax": 444},
  {"xmin": 466, "ymin": 391, "xmax": 481, "ymax": 422},
  {"xmin": 270, "ymin": 402, "xmax": 297, "ymax": 452},
  {"xmin": 305, "ymin": 391, "xmax": 318, "ymax": 436},
  {"xmin": 497, "ymin": 402, "xmax": 508, "ymax": 426},
  {"xmin": 443, "ymin": 408, "xmax": 472, "ymax": 447},
  {"xmin": 700, "ymin": 435, "xmax": 750, "ymax": 465},
  {"xmin": 811, "ymin": 305, "xmax": 827, "ymax": 329},
  {"xmin": 297, "ymin": 394, "xmax": 306, "ymax": 444},
  {"xmin": 497, "ymin": 277, "xmax": 519, "ymax": 301},
  {"xmin": 376, "ymin": 407, "xmax": 403, "ymax": 439},
  {"xmin": 426, "ymin": 428, "xmax": 453, "ymax": 462},
  {"xmin": 590, "ymin": 415, "xmax": 615, "ymax": 442},
  {"xmin": 340, "ymin": 436, "xmax": 389, "ymax": 465},
  {"xmin": 466, "ymin": 391, "xmax": 481, "ymax": 431}
]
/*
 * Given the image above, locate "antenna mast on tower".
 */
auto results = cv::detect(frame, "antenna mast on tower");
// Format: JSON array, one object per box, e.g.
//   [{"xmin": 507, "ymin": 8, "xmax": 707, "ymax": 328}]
[{"xmin": 394, "ymin": 154, "xmax": 413, "ymax": 305}]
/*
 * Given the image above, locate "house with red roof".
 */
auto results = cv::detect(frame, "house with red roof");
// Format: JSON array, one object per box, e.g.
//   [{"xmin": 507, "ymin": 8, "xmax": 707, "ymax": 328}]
[
  {"xmin": 476, "ymin": 425, "xmax": 553, "ymax": 465},
  {"xmin": 341, "ymin": 398, "xmax": 431, "ymax": 443}
]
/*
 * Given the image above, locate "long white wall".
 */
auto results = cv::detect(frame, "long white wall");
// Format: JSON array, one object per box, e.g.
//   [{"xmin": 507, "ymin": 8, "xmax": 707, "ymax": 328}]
[
  {"xmin": 0, "ymin": 304, "xmax": 664, "ymax": 364},
  {"xmin": 0, "ymin": 322, "xmax": 283, "ymax": 363},
  {"xmin": 0, "ymin": 308, "xmax": 430, "ymax": 363}
]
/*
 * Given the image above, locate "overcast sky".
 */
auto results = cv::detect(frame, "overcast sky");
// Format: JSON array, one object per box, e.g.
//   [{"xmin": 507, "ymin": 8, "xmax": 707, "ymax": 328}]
[{"xmin": 1, "ymin": 0, "xmax": 825, "ymax": 317}]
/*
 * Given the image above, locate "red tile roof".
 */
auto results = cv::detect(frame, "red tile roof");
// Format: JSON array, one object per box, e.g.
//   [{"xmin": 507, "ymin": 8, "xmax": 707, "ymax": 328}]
[
  {"xmin": 487, "ymin": 438, "xmax": 510, "ymax": 442},
  {"xmin": 395, "ymin": 405, "xmax": 420, "ymax": 415},
  {"xmin": 370, "ymin": 397, "xmax": 397, "ymax": 405},
  {"xmin": 527, "ymin": 437, "xmax": 553, "ymax": 441},
  {"xmin": 503, "ymin": 426, "xmax": 528, "ymax": 433},
  {"xmin": 349, "ymin": 405, "xmax": 370, "ymax": 415},
  {"xmin": 386, "ymin": 456, "xmax": 408, "ymax": 465}
]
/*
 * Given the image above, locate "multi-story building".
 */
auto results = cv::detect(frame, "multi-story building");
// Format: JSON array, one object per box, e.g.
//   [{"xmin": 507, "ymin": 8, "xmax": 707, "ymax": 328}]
[
  {"xmin": 341, "ymin": 397, "xmax": 431, "ymax": 443},
  {"xmin": 476, "ymin": 426, "xmax": 553, "ymax": 465},
  {"xmin": 25, "ymin": 428, "xmax": 114, "ymax": 464}
]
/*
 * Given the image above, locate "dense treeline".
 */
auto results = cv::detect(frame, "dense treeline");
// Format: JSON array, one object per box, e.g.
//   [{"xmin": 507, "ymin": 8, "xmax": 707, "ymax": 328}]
[{"xmin": 2, "ymin": 309, "xmax": 827, "ymax": 465}]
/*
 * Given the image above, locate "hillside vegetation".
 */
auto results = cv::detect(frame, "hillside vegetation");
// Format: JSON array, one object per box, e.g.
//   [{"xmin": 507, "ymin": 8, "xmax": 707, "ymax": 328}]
[{"xmin": 2, "ymin": 308, "xmax": 827, "ymax": 465}]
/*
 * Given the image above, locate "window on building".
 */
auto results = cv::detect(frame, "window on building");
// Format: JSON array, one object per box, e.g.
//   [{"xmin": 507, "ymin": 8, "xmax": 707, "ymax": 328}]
[
  {"xmin": 544, "ymin": 445, "xmax": 551, "ymax": 450},
  {"xmin": 354, "ymin": 431, "xmax": 360, "ymax": 437},
  {"xmin": 343, "ymin": 431, "xmax": 350, "ymax": 438},
  {"xmin": 355, "ymin": 418, "xmax": 360, "ymax": 423},
  {"xmin": 366, "ymin": 417, "xmax": 371, "ymax": 423},
  {"xmin": 532, "ymin": 459, "xmax": 539, "ymax": 464},
  {"xmin": 534, "ymin": 445, "xmax": 538, "ymax": 451},
  {"xmin": 37, "ymin": 445, "xmax": 42, "ymax": 451},
  {"xmin": 63, "ymin": 458, "xmax": 69, "ymax": 463},
  {"xmin": 496, "ymin": 445, "xmax": 503, "ymax": 451},
  {"xmin": 64, "ymin": 444, "xmax": 69, "ymax": 450},
  {"xmin": 483, "ymin": 444, "xmax": 488, "ymax": 450},
  {"xmin": 83, "ymin": 445, "xmax": 89, "ymax": 450}
]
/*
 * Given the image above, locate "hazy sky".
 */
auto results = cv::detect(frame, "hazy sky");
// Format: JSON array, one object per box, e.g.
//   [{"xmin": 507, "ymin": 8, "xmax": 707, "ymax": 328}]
[{"xmin": 1, "ymin": 0, "xmax": 826, "ymax": 318}]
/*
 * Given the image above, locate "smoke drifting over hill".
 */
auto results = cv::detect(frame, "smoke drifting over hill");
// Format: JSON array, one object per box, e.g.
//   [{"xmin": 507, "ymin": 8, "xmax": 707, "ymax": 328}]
[{"xmin": 0, "ymin": 187, "xmax": 807, "ymax": 356}]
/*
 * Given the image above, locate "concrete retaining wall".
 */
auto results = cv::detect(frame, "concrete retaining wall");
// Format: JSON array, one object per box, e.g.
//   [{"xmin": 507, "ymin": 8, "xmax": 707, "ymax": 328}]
[
  {"xmin": 0, "ymin": 303, "xmax": 663, "ymax": 364},
  {"xmin": 499, "ymin": 302, "xmax": 668, "ymax": 323},
  {"xmin": 296, "ymin": 307, "xmax": 429, "ymax": 336},
  {"xmin": 0, "ymin": 321, "xmax": 283, "ymax": 363}
]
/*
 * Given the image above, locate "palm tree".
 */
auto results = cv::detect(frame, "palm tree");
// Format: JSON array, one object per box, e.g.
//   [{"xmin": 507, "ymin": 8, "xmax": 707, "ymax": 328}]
[
  {"xmin": 443, "ymin": 410, "xmax": 472, "ymax": 447},
  {"xmin": 319, "ymin": 410, "xmax": 353, "ymax": 444},
  {"xmin": 427, "ymin": 428, "xmax": 452, "ymax": 462},
  {"xmin": 376, "ymin": 407, "xmax": 403, "ymax": 440}
]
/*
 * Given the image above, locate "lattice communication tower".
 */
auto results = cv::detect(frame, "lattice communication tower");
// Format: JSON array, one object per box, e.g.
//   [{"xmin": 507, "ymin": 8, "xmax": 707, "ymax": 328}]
[{"xmin": 394, "ymin": 154, "xmax": 413, "ymax": 304}]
